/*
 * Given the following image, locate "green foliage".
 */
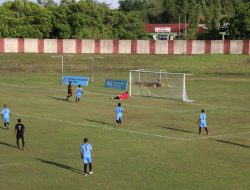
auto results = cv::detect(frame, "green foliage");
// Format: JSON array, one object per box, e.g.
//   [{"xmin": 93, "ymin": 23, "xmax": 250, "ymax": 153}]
[
  {"xmin": 0, "ymin": 0, "xmax": 249, "ymax": 39},
  {"xmin": 119, "ymin": 0, "xmax": 249, "ymax": 39},
  {"xmin": 229, "ymin": 2, "xmax": 250, "ymax": 39},
  {"xmin": 0, "ymin": 0, "xmax": 147, "ymax": 39},
  {"xmin": 186, "ymin": 0, "xmax": 200, "ymax": 39},
  {"xmin": 0, "ymin": 0, "xmax": 52, "ymax": 38}
]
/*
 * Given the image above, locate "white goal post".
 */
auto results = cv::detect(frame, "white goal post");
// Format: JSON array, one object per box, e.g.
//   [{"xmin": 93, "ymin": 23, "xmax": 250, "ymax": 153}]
[{"xmin": 129, "ymin": 69, "xmax": 193, "ymax": 102}]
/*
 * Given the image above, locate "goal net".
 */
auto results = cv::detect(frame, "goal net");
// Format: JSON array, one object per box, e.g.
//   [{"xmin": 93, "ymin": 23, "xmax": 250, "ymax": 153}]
[{"xmin": 129, "ymin": 69, "xmax": 193, "ymax": 102}]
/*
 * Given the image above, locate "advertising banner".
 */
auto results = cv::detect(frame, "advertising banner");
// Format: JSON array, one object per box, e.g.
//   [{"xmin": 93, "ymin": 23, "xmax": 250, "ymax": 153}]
[
  {"xmin": 62, "ymin": 76, "xmax": 89, "ymax": 86},
  {"xmin": 104, "ymin": 79, "xmax": 127, "ymax": 90}
]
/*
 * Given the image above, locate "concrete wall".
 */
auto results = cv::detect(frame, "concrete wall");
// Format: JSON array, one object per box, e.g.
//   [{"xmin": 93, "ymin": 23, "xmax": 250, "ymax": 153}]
[
  {"xmin": 211, "ymin": 40, "xmax": 224, "ymax": 54},
  {"xmin": 119, "ymin": 40, "xmax": 131, "ymax": 54},
  {"xmin": 4, "ymin": 38, "xmax": 18, "ymax": 53},
  {"xmin": 155, "ymin": 40, "xmax": 168, "ymax": 54},
  {"xmin": 230, "ymin": 40, "xmax": 243, "ymax": 54},
  {"xmin": 192, "ymin": 40, "xmax": 205, "ymax": 54},
  {"xmin": 0, "ymin": 38, "xmax": 249, "ymax": 55},
  {"xmin": 174, "ymin": 40, "xmax": 186, "ymax": 54},
  {"xmin": 44, "ymin": 39, "xmax": 57, "ymax": 53},
  {"xmin": 83, "ymin": 40, "xmax": 94, "ymax": 54},
  {"xmin": 24, "ymin": 39, "xmax": 38, "ymax": 53}
]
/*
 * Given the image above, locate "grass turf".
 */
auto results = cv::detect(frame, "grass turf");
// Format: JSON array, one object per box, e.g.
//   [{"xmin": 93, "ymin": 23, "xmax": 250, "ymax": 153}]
[{"xmin": 0, "ymin": 54, "xmax": 250, "ymax": 190}]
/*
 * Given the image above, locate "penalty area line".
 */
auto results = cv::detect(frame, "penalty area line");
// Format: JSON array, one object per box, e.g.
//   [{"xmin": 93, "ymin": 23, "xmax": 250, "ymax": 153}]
[
  {"xmin": 13, "ymin": 113, "xmax": 191, "ymax": 141},
  {"xmin": 188, "ymin": 131, "xmax": 250, "ymax": 140}
]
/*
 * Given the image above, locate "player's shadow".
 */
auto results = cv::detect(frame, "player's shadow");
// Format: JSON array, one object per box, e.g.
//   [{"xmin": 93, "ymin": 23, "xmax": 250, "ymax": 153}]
[
  {"xmin": 48, "ymin": 96, "xmax": 67, "ymax": 102},
  {"xmin": 35, "ymin": 158, "xmax": 83, "ymax": 175},
  {"xmin": 85, "ymin": 119, "xmax": 115, "ymax": 127},
  {"xmin": 158, "ymin": 126, "xmax": 193, "ymax": 133},
  {"xmin": 0, "ymin": 141, "xmax": 18, "ymax": 149},
  {"xmin": 213, "ymin": 139, "xmax": 250, "ymax": 149}
]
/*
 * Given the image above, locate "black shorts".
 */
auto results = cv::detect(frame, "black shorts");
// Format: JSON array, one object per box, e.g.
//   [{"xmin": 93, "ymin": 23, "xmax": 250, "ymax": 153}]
[
  {"xmin": 116, "ymin": 119, "xmax": 121, "ymax": 124},
  {"xmin": 16, "ymin": 133, "xmax": 24, "ymax": 139}
]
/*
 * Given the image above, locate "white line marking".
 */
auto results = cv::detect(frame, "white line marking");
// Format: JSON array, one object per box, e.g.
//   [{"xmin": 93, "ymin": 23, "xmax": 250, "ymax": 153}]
[
  {"xmin": 13, "ymin": 113, "xmax": 191, "ymax": 141},
  {"xmin": 0, "ymin": 163, "xmax": 20, "ymax": 167},
  {"xmin": 13, "ymin": 113, "xmax": 250, "ymax": 141},
  {"xmin": 189, "ymin": 131, "xmax": 250, "ymax": 140}
]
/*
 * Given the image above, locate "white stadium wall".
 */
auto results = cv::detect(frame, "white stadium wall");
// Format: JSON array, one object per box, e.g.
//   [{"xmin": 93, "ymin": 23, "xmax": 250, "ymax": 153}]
[
  {"xmin": 4, "ymin": 38, "xmax": 19, "ymax": 53},
  {"xmin": 211, "ymin": 40, "xmax": 224, "ymax": 54},
  {"xmin": 82, "ymin": 39, "xmax": 95, "ymax": 54},
  {"xmin": 100, "ymin": 40, "xmax": 113, "ymax": 54},
  {"xmin": 63, "ymin": 39, "xmax": 76, "ymax": 54},
  {"xmin": 118, "ymin": 40, "xmax": 131, "ymax": 54},
  {"xmin": 155, "ymin": 40, "xmax": 168, "ymax": 54},
  {"xmin": 24, "ymin": 39, "xmax": 38, "ymax": 53},
  {"xmin": 230, "ymin": 40, "xmax": 243, "ymax": 54},
  {"xmin": 137, "ymin": 40, "xmax": 150, "ymax": 54},
  {"xmin": 0, "ymin": 38, "xmax": 249, "ymax": 55},
  {"xmin": 44, "ymin": 39, "xmax": 57, "ymax": 53},
  {"xmin": 192, "ymin": 40, "xmax": 205, "ymax": 54},
  {"xmin": 174, "ymin": 40, "xmax": 186, "ymax": 55}
]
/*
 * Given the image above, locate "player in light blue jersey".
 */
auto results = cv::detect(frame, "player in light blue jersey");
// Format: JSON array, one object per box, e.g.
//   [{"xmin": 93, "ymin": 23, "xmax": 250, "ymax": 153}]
[
  {"xmin": 75, "ymin": 85, "xmax": 83, "ymax": 103},
  {"xmin": 196, "ymin": 109, "xmax": 208, "ymax": 135},
  {"xmin": 80, "ymin": 138, "xmax": 94, "ymax": 176},
  {"xmin": 115, "ymin": 103, "xmax": 124, "ymax": 128},
  {"xmin": 1, "ymin": 104, "xmax": 11, "ymax": 129}
]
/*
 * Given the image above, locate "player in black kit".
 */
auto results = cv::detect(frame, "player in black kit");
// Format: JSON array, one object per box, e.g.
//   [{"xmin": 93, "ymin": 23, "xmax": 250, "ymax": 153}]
[{"xmin": 14, "ymin": 119, "xmax": 25, "ymax": 150}]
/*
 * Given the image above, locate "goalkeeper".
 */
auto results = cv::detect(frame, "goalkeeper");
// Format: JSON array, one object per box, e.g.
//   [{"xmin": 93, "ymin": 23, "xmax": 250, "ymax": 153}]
[{"xmin": 111, "ymin": 91, "xmax": 128, "ymax": 100}]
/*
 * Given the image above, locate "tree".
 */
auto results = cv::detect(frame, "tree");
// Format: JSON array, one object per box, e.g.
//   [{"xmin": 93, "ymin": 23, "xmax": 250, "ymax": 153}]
[
  {"xmin": 211, "ymin": 0, "xmax": 222, "ymax": 30},
  {"xmin": 229, "ymin": 2, "xmax": 250, "ymax": 39},
  {"xmin": 0, "ymin": 0, "xmax": 52, "ymax": 38},
  {"xmin": 185, "ymin": 0, "xmax": 200, "ymax": 39}
]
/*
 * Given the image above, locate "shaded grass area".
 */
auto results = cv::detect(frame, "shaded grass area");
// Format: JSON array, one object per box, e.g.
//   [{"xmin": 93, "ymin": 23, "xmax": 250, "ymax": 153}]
[{"xmin": 0, "ymin": 54, "xmax": 250, "ymax": 75}]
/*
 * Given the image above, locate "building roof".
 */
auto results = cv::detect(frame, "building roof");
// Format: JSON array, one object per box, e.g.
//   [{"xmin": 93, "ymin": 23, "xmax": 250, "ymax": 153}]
[{"xmin": 145, "ymin": 24, "xmax": 206, "ymax": 33}]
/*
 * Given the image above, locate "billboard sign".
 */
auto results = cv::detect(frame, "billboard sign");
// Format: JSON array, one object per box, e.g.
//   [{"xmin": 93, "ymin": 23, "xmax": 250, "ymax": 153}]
[
  {"xmin": 62, "ymin": 76, "xmax": 89, "ymax": 86},
  {"xmin": 155, "ymin": 27, "xmax": 171, "ymax": 32},
  {"xmin": 104, "ymin": 79, "xmax": 127, "ymax": 90}
]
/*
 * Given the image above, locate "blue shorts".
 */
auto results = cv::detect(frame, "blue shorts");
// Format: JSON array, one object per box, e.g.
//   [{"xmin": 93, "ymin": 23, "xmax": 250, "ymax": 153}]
[
  {"xmin": 3, "ymin": 117, "xmax": 9, "ymax": 123},
  {"xmin": 200, "ymin": 121, "xmax": 207, "ymax": 128},
  {"xmin": 76, "ymin": 94, "xmax": 82, "ymax": 98},
  {"xmin": 116, "ymin": 115, "xmax": 122, "ymax": 123},
  {"xmin": 83, "ymin": 157, "xmax": 92, "ymax": 164}
]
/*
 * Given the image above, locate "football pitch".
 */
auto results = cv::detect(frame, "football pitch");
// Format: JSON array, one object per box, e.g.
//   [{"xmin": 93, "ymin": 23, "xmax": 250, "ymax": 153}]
[{"xmin": 0, "ymin": 54, "xmax": 250, "ymax": 190}]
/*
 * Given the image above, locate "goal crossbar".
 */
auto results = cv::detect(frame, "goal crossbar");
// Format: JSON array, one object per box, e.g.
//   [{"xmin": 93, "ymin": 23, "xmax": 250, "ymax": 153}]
[{"xmin": 129, "ymin": 70, "xmax": 193, "ymax": 102}]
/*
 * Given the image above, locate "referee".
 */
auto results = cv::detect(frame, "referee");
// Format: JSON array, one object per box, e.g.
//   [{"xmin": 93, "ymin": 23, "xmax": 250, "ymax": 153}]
[{"xmin": 14, "ymin": 119, "xmax": 25, "ymax": 150}]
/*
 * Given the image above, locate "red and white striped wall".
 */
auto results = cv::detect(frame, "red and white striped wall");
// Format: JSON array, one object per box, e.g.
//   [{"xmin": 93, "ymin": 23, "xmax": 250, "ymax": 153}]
[{"xmin": 0, "ymin": 38, "xmax": 249, "ymax": 54}]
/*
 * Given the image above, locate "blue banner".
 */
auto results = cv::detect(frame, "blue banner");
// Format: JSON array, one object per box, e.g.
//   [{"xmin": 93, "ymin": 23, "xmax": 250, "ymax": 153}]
[
  {"xmin": 104, "ymin": 79, "xmax": 127, "ymax": 90},
  {"xmin": 62, "ymin": 76, "xmax": 89, "ymax": 86}
]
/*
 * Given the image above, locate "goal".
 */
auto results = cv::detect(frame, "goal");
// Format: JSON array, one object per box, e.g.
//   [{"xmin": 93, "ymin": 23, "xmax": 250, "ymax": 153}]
[{"xmin": 129, "ymin": 69, "xmax": 193, "ymax": 102}]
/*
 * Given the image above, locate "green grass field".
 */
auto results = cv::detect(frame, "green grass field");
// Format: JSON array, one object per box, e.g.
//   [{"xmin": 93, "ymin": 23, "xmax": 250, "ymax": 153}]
[{"xmin": 0, "ymin": 54, "xmax": 250, "ymax": 190}]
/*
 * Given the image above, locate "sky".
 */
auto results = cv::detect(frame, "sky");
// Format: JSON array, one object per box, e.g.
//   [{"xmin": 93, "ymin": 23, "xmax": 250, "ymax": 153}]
[
  {"xmin": 96, "ymin": 0, "xmax": 119, "ymax": 9},
  {"xmin": 0, "ymin": 0, "xmax": 120, "ymax": 9}
]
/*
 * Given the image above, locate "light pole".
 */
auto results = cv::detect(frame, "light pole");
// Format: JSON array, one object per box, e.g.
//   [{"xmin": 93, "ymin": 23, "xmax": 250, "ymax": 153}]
[
  {"xmin": 176, "ymin": 5, "xmax": 187, "ymax": 39},
  {"xmin": 52, "ymin": 55, "xmax": 73, "ymax": 83},
  {"xmin": 178, "ymin": 14, "xmax": 181, "ymax": 36}
]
